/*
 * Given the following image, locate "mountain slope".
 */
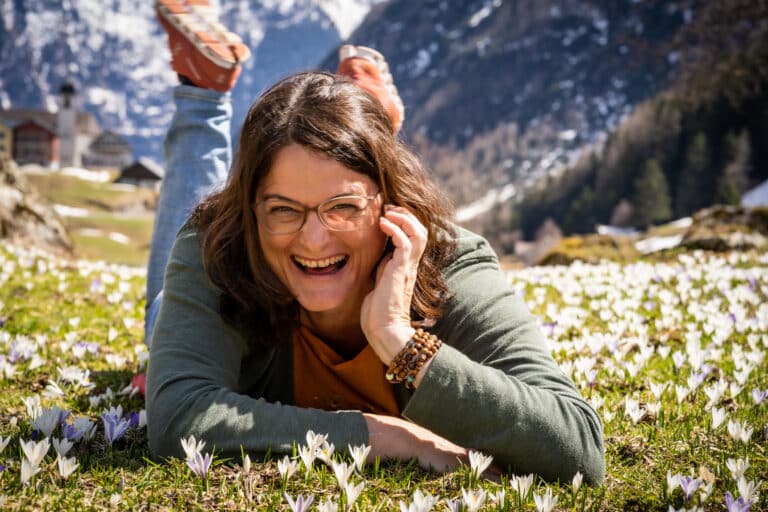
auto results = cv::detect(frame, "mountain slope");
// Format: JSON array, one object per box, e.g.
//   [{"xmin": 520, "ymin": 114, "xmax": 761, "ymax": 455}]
[{"xmin": 325, "ymin": 0, "xmax": 696, "ymax": 209}]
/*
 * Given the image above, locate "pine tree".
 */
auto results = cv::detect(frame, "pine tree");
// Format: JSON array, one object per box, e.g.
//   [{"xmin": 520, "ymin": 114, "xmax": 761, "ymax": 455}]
[
  {"xmin": 716, "ymin": 130, "xmax": 751, "ymax": 205},
  {"xmin": 676, "ymin": 132, "xmax": 710, "ymax": 215},
  {"xmin": 563, "ymin": 186, "xmax": 596, "ymax": 234},
  {"xmin": 634, "ymin": 158, "xmax": 672, "ymax": 227}
]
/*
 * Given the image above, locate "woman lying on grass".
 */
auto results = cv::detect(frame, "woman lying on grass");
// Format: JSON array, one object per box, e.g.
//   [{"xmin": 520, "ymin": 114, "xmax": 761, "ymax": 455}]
[{"xmin": 145, "ymin": 0, "xmax": 604, "ymax": 484}]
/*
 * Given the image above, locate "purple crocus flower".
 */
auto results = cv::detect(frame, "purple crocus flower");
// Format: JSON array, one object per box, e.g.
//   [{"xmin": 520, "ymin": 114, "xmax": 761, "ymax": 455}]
[
  {"xmin": 751, "ymin": 388, "xmax": 766, "ymax": 406},
  {"xmin": 679, "ymin": 476, "xmax": 701, "ymax": 500},
  {"xmin": 725, "ymin": 491, "xmax": 753, "ymax": 512},
  {"xmin": 101, "ymin": 412, "xmax": 130, "ymax": 445},
  {"xmin": 127, "ymin": 411, "xmax": 141, "ymax": 428},
  {"xmin": 284, "ymin": 492, "xmax": 315, "ymax": 512},
  {"xmin": 186, "ymin": 451, "xmax": 213, "ymax": 482}
]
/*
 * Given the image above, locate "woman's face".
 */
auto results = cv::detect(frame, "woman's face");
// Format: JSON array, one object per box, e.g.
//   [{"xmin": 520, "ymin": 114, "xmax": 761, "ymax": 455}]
[{"xmin": 256, "ymin": 143, "xmax": 387, "ymax": 318}]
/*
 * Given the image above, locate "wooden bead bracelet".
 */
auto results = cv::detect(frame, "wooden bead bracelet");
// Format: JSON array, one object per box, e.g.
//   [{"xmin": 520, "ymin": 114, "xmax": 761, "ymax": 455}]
[{"xmin": 385, "ymin": 328, "xmax": 442, "ymax": 390}]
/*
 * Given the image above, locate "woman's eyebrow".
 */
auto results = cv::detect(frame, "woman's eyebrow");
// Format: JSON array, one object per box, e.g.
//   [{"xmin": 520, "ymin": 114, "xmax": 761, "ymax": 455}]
[
  {"xmin": 262, "ymin": 190, "xmax": 368, "ymax": 203},
  {"xmin": 262, "ymin": 193, "xmax": 302, "ymax": 203}
]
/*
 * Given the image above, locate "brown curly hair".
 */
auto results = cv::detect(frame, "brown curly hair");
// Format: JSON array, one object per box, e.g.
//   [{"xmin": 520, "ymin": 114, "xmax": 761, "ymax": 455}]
[{"xmin": 192, "ymin": 71, "xmax": 456, "ymax": 343}]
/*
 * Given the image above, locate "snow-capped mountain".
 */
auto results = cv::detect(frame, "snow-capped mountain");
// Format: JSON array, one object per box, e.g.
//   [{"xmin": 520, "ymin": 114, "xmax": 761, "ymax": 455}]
[
  {"xmin": 0, "ymin": 0, "xmax": 385, "ymax": 160},
  {"xmin": 325, "ymin": 0, "xmax": 697, "ymax": 216}
]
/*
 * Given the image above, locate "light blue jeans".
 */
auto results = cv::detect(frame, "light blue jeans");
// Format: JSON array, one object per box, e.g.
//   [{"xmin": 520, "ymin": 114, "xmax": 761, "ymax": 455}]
[{"xmin": 145, "ymin": 85, "xmax": 233, "ymax": 344}]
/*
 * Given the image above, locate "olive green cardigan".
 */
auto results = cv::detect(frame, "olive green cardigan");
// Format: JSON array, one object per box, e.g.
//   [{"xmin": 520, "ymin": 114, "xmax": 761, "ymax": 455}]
[{"xmin": 146, "ymin": 225, "xmax": 605, "ymax": 484}]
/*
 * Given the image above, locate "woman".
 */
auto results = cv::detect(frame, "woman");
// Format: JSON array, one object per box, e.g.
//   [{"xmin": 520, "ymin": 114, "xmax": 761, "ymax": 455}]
[{"xmin": 146, "ymin": 0, "xmax": 604, "ymax": 483}]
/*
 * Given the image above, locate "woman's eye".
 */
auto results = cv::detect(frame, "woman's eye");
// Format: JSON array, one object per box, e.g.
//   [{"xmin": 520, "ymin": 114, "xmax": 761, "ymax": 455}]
[
  {"xmin": 269, "ymin": 205, "xmax": 301, "ymax": 215},
  {"xmin": 330, "ymin": 203, "xmax": 359, "ymax": 212}
]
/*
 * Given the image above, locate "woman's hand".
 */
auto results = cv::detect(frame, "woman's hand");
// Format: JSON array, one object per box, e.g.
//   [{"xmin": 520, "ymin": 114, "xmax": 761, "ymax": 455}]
[
  {"xmin": 363, "ymin": 413, "xmax": 468, "ymax": 472},
  {"xmin": 360, "ymin": 206, "xmax": 429, "ymax": 365}
]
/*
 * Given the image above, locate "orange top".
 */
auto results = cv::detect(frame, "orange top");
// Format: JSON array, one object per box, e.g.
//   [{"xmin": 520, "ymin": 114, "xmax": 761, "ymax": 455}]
[{"xmin": 292, "ymin": 325, "xmax": 400, "ymax": 416}]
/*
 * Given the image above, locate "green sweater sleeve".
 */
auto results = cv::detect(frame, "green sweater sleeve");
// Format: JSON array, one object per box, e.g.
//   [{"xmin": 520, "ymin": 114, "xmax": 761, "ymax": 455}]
[
  {"xmin": 146, "ymin": 227, "xmax": 368, "ymax": 460},
  {"xmin": 402, "ymin": 228, "xmax": 605, "ymax": 484}
]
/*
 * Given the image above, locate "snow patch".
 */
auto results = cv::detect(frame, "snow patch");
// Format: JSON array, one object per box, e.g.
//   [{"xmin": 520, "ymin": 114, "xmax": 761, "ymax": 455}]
[
  {"xmin": 60, "ymin": 167, "xmax": 112, "ymax": 183},
  {"xmin": 635, "ymin": 235, "xmax": 684, "ymax": 254},
  {"xmin": 317, "ymin": 0, "xmax": 385, "ymax": 39},
  {"xmin": 53, "ymin": 204, "xmax": 90, "ymax": 218}
]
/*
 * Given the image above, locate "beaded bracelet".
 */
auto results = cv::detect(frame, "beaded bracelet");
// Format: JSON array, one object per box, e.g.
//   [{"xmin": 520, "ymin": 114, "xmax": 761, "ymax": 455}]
[{"xmin": 385, "ymin": 328, "xmax": 442, "ymax": 390}]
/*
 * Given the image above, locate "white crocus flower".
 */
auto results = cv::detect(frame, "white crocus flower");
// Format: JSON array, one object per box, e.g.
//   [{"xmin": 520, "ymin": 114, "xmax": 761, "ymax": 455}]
[
  {"xmin": 277, "ymin": 455, "xmax": 299, "ymax": 481},
  {"xmin": 726, "ymin": 457, "xmax": 750, "ymax": 481},
  {"xmin": 52, "ymin": 437, "xmax": 74, "ymax": 457},
  {"xmin": 666, "ymin": 471, "xmax": 681, "ymax": 492},
  {"xmin": 242, "ymin": 454, "xmax": 251, "ymax": 475},
  {"xmin": 20, "ymin": 438, "xmax": 51, "ymax": 467},
  {"xmin": 316, "ymin": 499, "xmax": 339, "ymax": 512},
  {"xmin": 331, "ymin": 460, "xmax": 354, "ymax": 489},
  {"xmin": 22, "ymin": 395, "xmax": 42, "ymax": 420},
  {"xmin": 56, "ymin": 455, "xmax": 79, "ymax": 479},
  {"xmin": 737, "ymin": 476, "xmax": 761, "ymax": 503},
  {"xmin": 305, "ymin": 430, "xmax": 327, "ymax": 453},
  {"xmin": 399, "ymin": 489, "xmax": 439, "ymax": 512},
  {"xmin": 298, "ymin": 445, "xmax": 316, "ymax": 476},
  {"xmin": 533, "ymin": 488, "xmax": 558, "ymax": 512},
  {"xmin": 468, "ymin": 450, "xmax": 493, "ymax": 479},
  {"xmin": 511, "ymin": 473, "xmax": 534, "ymax": 499},
  {"xmin": 572, "ymin": 471, "xmax": 583, "ymax": 493},
  {"xmin": 727, "ymin": 420, "xmax": 753, "ymax": 443},
  {"xmin": 649, "ymin": 381, "xmax": 667, "ymax": 400},
  {"xmin": 675, "ymin": 384, "xmax": 691, "ymax": 404},
  {"xmin": 0, "ymin": 435, "xmax": 11, "ymax": 454},
  {"xmin": 711, "ymin": 407, "xmax": 727, "ymax": 430},
  {"xmin": 180, "ymin": 435, "xmax": 206, "ymax": 461},
  {"xmin": 461, "ymin": 488, "xmax": 486, "ymax": 512},
  {"xmin": 317, "ymin": 441, "xmax": 335, "ymax": 465},
  {"xmin": 348, "ymin": 443, "xmax": 371, "ymax": 473},
  {"xmin": 43, "ymin": 380, "xmax": 66, "ymax": 399},
  {"xmin": 343, "ymin": 480, "xmax": 365, "ymax": 510},
  {"xmin": 20, "ymin": 458, "xmax": 41, "ymax": 485}
]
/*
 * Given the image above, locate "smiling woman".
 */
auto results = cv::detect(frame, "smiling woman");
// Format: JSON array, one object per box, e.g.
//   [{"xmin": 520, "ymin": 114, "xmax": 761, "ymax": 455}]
[{"xmin": 144, "ymin": 0, "xmax": 604, "ymax": 485}]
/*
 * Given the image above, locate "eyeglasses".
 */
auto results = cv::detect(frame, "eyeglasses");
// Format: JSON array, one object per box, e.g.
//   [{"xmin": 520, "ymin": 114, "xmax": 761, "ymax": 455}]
[{"xmin": 254, "ymin": 193, "xmax": 381, "ymax": 234}]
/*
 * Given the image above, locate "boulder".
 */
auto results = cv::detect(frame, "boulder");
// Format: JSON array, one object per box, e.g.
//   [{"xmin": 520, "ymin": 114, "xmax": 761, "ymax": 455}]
[
  {"xmin": 0, "ymin": 157, "xmax": 73, "ymax": 255},
  {"xmin": 680, "ymin": 205, "xmax": 768, "ymax": 251}
]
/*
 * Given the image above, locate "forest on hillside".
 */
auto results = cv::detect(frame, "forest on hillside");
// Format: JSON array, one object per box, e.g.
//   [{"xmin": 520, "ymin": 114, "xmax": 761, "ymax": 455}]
[{"xmin": 495, "ymin": 0, "xmax": 768, "ymax": 241}]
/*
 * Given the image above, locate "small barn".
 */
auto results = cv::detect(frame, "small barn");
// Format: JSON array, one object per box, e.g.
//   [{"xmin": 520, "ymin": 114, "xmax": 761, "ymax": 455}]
[
  {"xmin": 115, "ymin": 158, "xmax": 164, "ymax": 188},
  {"xmin": 82, "ymin": 130, "xmax": 133, "ymax": 169}
]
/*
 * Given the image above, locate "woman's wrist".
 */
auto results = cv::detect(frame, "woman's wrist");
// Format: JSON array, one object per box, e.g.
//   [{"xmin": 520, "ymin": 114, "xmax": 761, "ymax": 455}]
[
  {"xmin": 369, "ymin": 325, "xmax": 416, "ymax": 366},
  {"xmin": 385, "ymin": 328, "xmax": 442, "ymax": 389}
]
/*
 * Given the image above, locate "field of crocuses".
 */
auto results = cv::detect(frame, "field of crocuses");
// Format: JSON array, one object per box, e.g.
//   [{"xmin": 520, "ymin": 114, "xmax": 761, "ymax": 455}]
[{"xmin": 0, "ymin": 241, "xmax": 765, "ymax": 511}]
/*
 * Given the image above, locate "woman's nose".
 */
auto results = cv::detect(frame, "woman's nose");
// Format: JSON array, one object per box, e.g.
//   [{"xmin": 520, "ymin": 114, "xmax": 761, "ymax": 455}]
[{"xmin": 297, "ymin": 210, "xmax": 332, "ymax": 248}]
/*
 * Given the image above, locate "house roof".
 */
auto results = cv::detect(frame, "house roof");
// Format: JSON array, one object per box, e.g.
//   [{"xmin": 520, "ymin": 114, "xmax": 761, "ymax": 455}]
[
  {"xmin": 13, "ymin": 117, "xmax": 57, "ymax": 135},
  {"xmin": 87, "ymin": 129, "xmax": 132, "ymax": 154},
  {"xmin": 119, "ymin": 157, "xmax": 165, "ymax": 179},
  {"xmin": 0, "ymin": 108, "xmax": 100, "ymax": 136}
]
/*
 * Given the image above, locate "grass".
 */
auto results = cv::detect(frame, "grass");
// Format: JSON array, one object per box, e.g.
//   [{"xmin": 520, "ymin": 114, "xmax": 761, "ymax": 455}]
[
  {"xmin": 23, "ymin": 170, "xmax": 156, "ymax": 266},
  {"xmin": 0, "ymin": 241, "xmax": 766, "ymax": 510}
]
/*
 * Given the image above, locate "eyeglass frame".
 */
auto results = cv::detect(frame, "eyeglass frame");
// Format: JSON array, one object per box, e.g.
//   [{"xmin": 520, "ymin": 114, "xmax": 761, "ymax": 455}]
[{"xmin": 253, "ymin": 192, "xmax": 383, "ymax": 235}]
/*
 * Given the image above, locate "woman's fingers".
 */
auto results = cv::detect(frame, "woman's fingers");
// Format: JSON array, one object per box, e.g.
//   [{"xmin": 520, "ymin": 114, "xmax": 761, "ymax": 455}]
[{"xmin": 379, "ymin": 206, "xmax": 428, "ymax": 261}]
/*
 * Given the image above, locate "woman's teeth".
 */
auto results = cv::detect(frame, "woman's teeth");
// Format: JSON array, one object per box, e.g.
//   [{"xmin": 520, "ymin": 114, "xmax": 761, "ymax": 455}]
[{"xmin": 294, "ymin": 255, "xmax": 346, "ymax": 269}]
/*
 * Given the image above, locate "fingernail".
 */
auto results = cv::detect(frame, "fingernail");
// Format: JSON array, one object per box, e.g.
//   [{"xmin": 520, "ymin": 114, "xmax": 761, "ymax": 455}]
[{"xmin": 384, "ymin": 204, "xmax": 394, "ymax": 212}]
